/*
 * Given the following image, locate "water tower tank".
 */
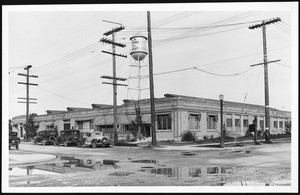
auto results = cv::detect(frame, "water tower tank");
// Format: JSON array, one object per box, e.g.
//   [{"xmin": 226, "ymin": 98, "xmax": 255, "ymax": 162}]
[{"xmin": 130, "ymin": 34, "xmax": 148, "ymax": 61}]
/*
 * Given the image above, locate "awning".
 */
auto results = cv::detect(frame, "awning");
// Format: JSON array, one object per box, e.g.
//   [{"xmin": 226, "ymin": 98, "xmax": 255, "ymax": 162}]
[
  {"xmin": 36, "ymin": 123, "xmax": 46, "ymax": 132},
  {"xmin": 120, "ymin": 114, "xmax": 151, "ymax": 125},
  {"xmin": 93, "ymin": 116, "xmax": 114, "ymax": 126},
  {"xmin": 74, "ymin": 116, "xmax": 94, "ymax": 122},
  {"xmin": 44, "ymin": 121, "xmax": 55, "ymax": 126}
]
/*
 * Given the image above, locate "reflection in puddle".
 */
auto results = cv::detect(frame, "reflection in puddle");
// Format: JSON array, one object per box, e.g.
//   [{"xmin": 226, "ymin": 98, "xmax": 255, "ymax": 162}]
[
  {"xmin": 142, "ymin": 166, "xmax": 234, "ymax": 180},
  {"xmin": 181, "ymin": 152, "xmax": 197, "ymax": 156},
  {"xmin": 109, "ymin": 172, "xmax": 134, "ymax": 176},
  {"xmin": 224, "ymin": 181, "xmax": 274, "ymax": 186},
  {"xmin": 10, "ymin": 155, "xmax": 122, "ymax": 178},
  {"xmin": 9, "ymin": 166, "xmax": 60, "ymax": 176},
  {"xmin": 103, "ymin": 160, "xmax": 119, "ymax": 165},
  {"xmin": 130, "ymin": 159, "xmax": 158, "ymax": 164}
]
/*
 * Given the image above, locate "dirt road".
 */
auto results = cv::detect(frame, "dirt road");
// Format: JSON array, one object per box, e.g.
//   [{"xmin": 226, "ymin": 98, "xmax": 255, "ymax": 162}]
[{"xmin": 8, "ymin": 139, "xmax": 291, "ymax": 189}]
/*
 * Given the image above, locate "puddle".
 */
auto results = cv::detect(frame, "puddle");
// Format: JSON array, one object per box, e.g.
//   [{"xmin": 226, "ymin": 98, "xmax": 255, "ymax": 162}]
[
  {"xmin": 130, "ymin": 159, "xmax": 158, "ymax": 164},
  {"xmin": 103, "ymin": 160, "xmax": 119, "ymax": 165},
  {"xmin": 141, "ymin": 166, "xmax": 234, "ymax": 179},
  {"xmin": 9, "ymin": 166, "xmax": 60, "ymax": 176},
  {"xmin": 109, "ymin": 172, "xmax": 134, "ymax": 176},
  {"xmin": 181, "ymin": 152, "xmax": 197, "ymax": 156},
  {"xmin": 224, "ymin": 181, "xmax": 275, "ymax": 186},
  {"xmin": 10, "ymin": 155, "xmax": 121, "ymax": 177}
]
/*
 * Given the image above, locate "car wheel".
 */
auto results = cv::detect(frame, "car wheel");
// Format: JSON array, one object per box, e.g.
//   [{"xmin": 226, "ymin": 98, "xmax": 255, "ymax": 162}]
[
  {"xmin": 64, "ymin": 140, "xmax": 68, "ymax": 147},
  {"xmin": 77, "ymin": 141, "xmax": 82, "ymax": 147},
  {"xmin": 9, "ymin": 145, "xmax": 11, "ymax": 150},
  {"xmin": 42, "ymin": 139, "xmax": 46, "ymax": 146},
  {"xmin": 91, "ymin": 140, "xmax": 97, "ymax": 148},
  {"xmin": 16, "ymin": 144, "xmax": 19, "ymax": 150},
  {"xmin": 52, "ymin": 139, "xmax": 57, "ymax": 146}
]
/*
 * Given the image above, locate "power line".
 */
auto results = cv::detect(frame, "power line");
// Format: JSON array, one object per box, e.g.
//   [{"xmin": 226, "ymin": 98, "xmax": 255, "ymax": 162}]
[
  {"xmin": 274, "ymin": 62, "xmax": 291, "ymax": 68},
  {"xmin": 38, "ymin": 86, "xmax": 90, "ymax": 106},
  {"xmin": 194, "ymin": 67, "xmax": 252, "ymax": 76}
]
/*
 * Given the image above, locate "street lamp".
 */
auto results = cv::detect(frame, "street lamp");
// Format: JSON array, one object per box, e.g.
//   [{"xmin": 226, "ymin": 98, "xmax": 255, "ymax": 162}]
[{"xmin": 219, "ymin": 94, "xmax": 224, "ymax": 147}]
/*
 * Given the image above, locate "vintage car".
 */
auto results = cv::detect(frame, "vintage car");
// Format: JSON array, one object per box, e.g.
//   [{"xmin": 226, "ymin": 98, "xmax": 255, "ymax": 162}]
[
  {"xmin": 9, "ymin": 130, "xmax": 20, "ymax": 150},
  {"xmin": 83, "ymin": 131, "xmax": 111, "ymax": 148},
  {"xmin": 33, "ymin": 129, "xmax": 58, "ymax": 145},
  {"xmin": 57, "ymin": 129, "xmax": 84, "ymax": 147}
]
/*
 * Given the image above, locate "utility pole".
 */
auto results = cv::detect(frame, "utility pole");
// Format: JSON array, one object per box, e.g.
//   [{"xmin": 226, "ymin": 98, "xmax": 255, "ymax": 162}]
[
  {"xmin": 147, "ymin": 11, "xmax": 157, "ymax": 146},
  {"xmin": 249, "ymin": 17, "xmax": 281, "ymax": 143},
  {"xmin": 17, "ymin": 65, "xmax": 38, "ymax": 140},
  {"xmin": 100, "ymin": 23, "xmax": 127, "ymax": 144}
]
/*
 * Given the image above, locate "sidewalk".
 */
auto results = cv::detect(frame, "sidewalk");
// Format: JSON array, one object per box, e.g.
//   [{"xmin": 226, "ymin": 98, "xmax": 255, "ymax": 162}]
[
  {"xmin": 9, "ymin": 153, "xmax": 57, "ymax": 165},
  {"xmin": 153, "ymin": 137, "xmax": 291, "ymax": 151}
]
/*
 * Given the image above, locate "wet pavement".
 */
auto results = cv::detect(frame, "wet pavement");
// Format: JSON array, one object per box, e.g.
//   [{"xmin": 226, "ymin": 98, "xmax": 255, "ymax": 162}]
[{"xmin": 6, "ymin": 138, "xmax": 292, "ymax": 190}]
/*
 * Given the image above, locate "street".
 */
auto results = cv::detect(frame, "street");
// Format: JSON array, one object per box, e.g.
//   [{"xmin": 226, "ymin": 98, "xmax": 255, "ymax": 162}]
[{"xmin": 8, "ymin": 139, "xmax": 291, "ymax": 188}]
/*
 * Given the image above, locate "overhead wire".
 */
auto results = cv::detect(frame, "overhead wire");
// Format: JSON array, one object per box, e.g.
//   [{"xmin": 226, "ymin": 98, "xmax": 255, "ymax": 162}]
[{"xmin": 38, "ymin": 86, "xmax": 91, "ymax": 106}]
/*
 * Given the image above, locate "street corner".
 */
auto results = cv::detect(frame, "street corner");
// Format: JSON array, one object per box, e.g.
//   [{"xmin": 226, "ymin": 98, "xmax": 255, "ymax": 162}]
[{"xmin": 9, "ymin": 153, "xmax": 57, "ymax": 166}]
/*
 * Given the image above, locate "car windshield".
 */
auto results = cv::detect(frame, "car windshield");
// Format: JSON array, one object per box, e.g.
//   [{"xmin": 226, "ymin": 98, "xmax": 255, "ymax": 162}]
[{"xmin": 48, "ymin": 131, "xmax": 56, "ymax": 135}]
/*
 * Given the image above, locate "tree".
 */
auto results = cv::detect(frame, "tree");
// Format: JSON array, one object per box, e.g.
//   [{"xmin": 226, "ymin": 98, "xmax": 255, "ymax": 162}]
[
  {"xmin": 9, "ymin": 119, "xmax": 13, "ymax": 132},
  {"xmin": 25, "ymin": 113, "xmax": 37, "ymax": 141},
  {"xmin": 131, "ymin": 103, "xmax": 144, "ymax": 141}
]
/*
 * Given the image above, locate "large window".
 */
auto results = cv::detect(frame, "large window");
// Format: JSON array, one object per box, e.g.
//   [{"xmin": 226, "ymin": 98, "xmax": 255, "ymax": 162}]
[
  {"xmin": 188, "ymin": 114, "xmax": 200, "ymax": 130},
  {"xmin": 226, "ymin": 118, "xmax": 232, "ymax": 127},
  {"xmin": 77, "ymin": 121, "xmax": 83, "ymax": 130},
  {"xmin": 63, "ymin": 119, "xmax": 70, "ymax": 130},
  {"xmin": 260, "ymin": 120, "xmax": 264, "ymax": 128},
  {"xmin": 279, "ymin": 121, "xmax": 283, "ymax": 128},
  {"xmin": 157, "ymin": 115, "xmax": 172, "ymax": 130},
  {"xmin": 207, "ymin": 115, "xmax": 217, "ymax": 130},
  {"xmin": 273, "ymin": 120, "xmax": 278, "ymax": 128},
  {"xmin": 243, "ymin": 119, "xmax": 248, "ymax": 127},
  {"xmin": 235, "ymin": 119, "xmax": 240, "ymax": 127}
]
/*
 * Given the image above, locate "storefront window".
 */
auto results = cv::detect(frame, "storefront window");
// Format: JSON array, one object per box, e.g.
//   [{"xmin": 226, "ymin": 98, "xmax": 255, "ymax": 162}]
[{"xmin": 157, "ymin": 115, "xmax": 171, "ymax": 130}]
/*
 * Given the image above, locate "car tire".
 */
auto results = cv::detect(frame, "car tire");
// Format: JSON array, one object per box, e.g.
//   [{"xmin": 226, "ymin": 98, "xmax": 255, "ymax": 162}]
[
  {"xmin": 64, "ymin": 140, "xmax": 68, "ymax": 147},
  {"xmin": 91, "ymin": 140, "xmax": 97, "ymax": 148},
  {"xmin": 16, "ymin": 144, "xmax": 19, "ymax": 150},
  {"xmin": 52, "ymin": 140, "xmax": 57, "ymax": 146},
  {"xmin": 42, "ymin": 139, "xmax": 47, "ymax": 146},
  {"xmin": 77, "ymin": 141, "xmax": 82, "ymax": 147}
]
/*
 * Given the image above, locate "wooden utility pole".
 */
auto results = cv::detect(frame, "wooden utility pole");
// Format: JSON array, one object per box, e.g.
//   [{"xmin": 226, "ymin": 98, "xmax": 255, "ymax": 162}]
[
  {"xmin": 147, "ymin": 11, "xmax": 157, "ymax": 146},
  {"xmin": 249, "ymin": 17, "xmax": 281, "ymax": 143},
  {"xmin": 17, "ymin": 65, "xmax": 38, "ymax": 140},
  {"xmin": 100, "ymin": 24, "xmax": 127, "ymax": 144}
]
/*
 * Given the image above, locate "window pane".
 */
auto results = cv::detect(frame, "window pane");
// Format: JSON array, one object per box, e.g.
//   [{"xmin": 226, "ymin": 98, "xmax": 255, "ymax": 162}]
[
  {"xmin": 260, "ymin": 120, "xmax": 264, "ymax": 128},
  {"xmin": 243, "ymin": 119, "xmax": 248, "ymax": 127},
  {"xmin": 235, "ymin": 119, "xmax": 240, "ymax": 127},
  {"xmin": 279, "ymin": 121, "xmax": 283, "ymax": 128},
  {"xmin": 226, "ymin": 118, "xmax": 232, "ymax": 127}
]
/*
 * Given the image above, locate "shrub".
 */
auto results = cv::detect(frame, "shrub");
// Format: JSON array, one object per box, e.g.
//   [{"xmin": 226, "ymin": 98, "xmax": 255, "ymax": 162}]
[
  {"xmin": 285, "ymin": 121, "xmax": 291, "ymax": 135},
  {"xmin": 181, "ymin": 131, "xmax": 197, "ymax": 141}
]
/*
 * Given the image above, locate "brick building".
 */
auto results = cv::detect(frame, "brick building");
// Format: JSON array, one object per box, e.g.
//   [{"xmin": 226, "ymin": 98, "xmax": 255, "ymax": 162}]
[{"xmin": 11, "ymin": 93, "xmax": 291, "ymax": 141}]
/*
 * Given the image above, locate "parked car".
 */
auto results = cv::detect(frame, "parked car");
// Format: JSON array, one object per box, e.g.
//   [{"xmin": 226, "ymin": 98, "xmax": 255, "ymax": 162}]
[
  {"xmin": 83, "ymin": 131, "xmax": 111, "ymax": 148},
  {"xmin": 57, "ymin": 129, "xmax": 84, "ymax": 147},
  {"xmin": 9, "ymin": 130, "xmax": 20, "ymax": 150},
  {"xmin": 33, "ymin": 129, "xmax": 58, "ymax": 145}
]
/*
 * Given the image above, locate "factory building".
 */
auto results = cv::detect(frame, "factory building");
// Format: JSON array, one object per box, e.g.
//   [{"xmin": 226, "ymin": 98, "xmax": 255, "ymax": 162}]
[{"xmin": 11, "ymin": 94, "xmax": 291, "ymax": 141}]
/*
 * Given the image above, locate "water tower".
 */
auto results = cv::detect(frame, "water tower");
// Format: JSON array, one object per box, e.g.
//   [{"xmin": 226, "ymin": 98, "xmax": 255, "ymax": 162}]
[{"xmin": 127, "ymin": 33, "xmax": 149, "ymax": 101}]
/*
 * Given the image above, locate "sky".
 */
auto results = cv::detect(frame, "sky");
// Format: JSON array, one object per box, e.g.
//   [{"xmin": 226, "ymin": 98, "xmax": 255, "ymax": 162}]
[{"xmin": 3, "ymin": 3, "xmax": 298, "ymax": 119}]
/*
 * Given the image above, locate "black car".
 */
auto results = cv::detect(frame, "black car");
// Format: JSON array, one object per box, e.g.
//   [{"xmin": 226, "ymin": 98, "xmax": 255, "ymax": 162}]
[
  {"xmin": 33, "ymin": 130, "xmax": 58, "ymax": 145},
  {"xmin": 57, "ymin": 129, "xmax": 84, "ymax": 147},
  {"xmin": 9, "ymin": 131, "xmax": 20, "ymax": 150}
]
